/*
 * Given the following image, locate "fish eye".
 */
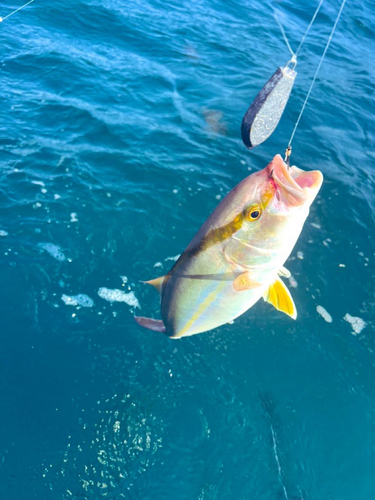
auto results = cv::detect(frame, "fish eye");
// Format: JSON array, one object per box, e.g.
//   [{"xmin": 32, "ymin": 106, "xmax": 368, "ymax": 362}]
[{"xmin": 244, "ymin": 205, "xmax": 262, "ymax": 221}]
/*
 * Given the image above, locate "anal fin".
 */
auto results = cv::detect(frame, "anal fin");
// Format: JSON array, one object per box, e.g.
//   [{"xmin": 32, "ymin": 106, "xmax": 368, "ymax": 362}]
[
  {"xmin": 263, "ymin": 277, "xmax": 297, "ymax": 319},
  {"xmin": 134, "ymin": 316, "xmax": 166, "ymax": 333}
]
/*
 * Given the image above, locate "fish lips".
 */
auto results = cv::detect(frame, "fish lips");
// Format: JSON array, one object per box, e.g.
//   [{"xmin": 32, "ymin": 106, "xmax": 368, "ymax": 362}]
[{"xmin": 270, "ymin": 154, "xmax": 323, "ymax": 209}]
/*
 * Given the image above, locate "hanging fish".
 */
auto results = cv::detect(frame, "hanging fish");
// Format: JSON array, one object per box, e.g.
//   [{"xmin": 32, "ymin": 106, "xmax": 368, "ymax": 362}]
[
  {"xmin": 241, "ymin": 62, "xmax": 296, "ymax": 149},
  {"xmin": 135, "ymin": 155, "xmax": 323, "ymax": 338}
]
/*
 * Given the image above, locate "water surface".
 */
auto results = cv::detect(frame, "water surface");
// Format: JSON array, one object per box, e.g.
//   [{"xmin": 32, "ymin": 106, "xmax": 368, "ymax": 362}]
[{"xmin": 0, "ymin": 0, "xmax": 374, "ymax": 498}]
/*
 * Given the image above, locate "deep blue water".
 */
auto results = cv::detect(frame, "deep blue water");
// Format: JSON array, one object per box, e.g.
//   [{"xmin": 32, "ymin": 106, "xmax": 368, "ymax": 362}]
[{"xmin": 0, "ymin": 0, "xmax": 374, "ymax": 498}]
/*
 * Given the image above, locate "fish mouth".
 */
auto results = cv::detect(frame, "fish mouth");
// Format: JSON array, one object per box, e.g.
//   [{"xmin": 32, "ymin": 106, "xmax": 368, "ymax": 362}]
[{"xmin": 271, "ymin": 154, "xmax": 323, "ymax": 208}]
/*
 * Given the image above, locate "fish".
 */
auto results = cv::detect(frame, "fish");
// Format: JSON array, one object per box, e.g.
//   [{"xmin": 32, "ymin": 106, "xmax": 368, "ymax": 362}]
[{"xmin": 135, "ymin": 154, "xmax": 323, "ymax": 338}]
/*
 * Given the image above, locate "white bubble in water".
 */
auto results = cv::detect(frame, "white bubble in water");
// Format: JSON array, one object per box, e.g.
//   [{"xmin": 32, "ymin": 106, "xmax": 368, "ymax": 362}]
[
  {"xmin": 31, "ymin": 180, "xmax": 45, "ymax": 187},
  {"xmin": 70, "ymin": 213, "xmax": 78, "ymax": 222},
  {"xmin": 0, "ymin": 230, "xmax": 8, "ymax": 237},
  {"xmin": 344, "ymin": 313, "xmax": 366, "ymax": 335},
  {"xmin": 61, "ymin": 294, "xmax": 94, "ymax": 308},
  {"xmin": 97, "ymin": 288, "xmax": 140, "ymax": 308},
  {"xmin": 316, "ymin": 305, "xmax": 333, "ymax": 323},
  {"xmin": 297, "ymin": 251, "xmax": 304, "ymax": 260},
  {"xmin": 288, "ymin": 275, "xmax": 298, "ymax": 288},
  {"xmin": 38, "ymin": 242, "xmax": 66, "ymax": 262},
  {"xmin": 164, "ymin": 254, "xmax": 180, "ymax": 262}
]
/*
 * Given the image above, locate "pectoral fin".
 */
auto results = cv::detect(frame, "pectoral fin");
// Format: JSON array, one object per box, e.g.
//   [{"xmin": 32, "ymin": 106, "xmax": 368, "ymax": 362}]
[
  {"xmin": 142, "ymin": 275, "xmax": 165, "ymax": 293},
  {"xmin": 263, "ymin": 277, "xmax": 297, "ymax": 319},
  {"xmin": 233, "ymin": 271, "xmax": 262, "ymax": 292},
  {"xmin": 134, "ymin": 316, "xmax": 166, "ymax": 333}
]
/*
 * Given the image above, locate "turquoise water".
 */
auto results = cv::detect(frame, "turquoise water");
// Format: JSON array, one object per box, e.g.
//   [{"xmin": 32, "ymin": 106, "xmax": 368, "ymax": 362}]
[{"xmin": 0, "ymin": 0, "xmax": 374, "ymax": 498}]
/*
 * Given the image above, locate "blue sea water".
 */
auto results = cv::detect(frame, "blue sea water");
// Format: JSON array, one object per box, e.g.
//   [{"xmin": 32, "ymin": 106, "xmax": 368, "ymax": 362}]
[{"xmin": 0, "ymin": 0, "xmax": 374, "ymax": 498}]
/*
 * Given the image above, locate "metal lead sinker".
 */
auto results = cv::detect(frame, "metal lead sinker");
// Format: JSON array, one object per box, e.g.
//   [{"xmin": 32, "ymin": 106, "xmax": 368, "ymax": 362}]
[{"xmin": 241, "ymin": 62, "xmax": 297, "ymax": 149}]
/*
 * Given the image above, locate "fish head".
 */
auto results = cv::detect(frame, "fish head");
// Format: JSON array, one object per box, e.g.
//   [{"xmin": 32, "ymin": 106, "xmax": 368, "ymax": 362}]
[
  {"xmin": 267, "ymin": 154, "xmax": 323, "ymax": 212},
  {"xmin": 227, "ymin": 154, "xmax": 323, "ymax": 267}
]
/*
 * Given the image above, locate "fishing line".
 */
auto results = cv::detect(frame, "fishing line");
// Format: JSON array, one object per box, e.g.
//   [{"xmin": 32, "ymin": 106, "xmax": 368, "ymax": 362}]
[
  {"xmin": 286, "ymin": 0, "xmax": 347, "ymax": 161},
  {"xmin": 270, "ymin": 423, "xmax": 290, "ymax": 500},
  {"xmin": 274, "ymin": 0, "xmax": 324, "ymax": 66},
  {"xmin": 241, "ymin": 1, "xmax": 325, "ymax": 150},
  {"xmin": 274, "ymin": 11, "xmax": 295, "ymax": 60},
  {"xmin": 0, "ymin": 0, "xmax": 34, "ymax": 23},
  {"xmin": 295, "ymin": 0, "xmax": 324, "ymax": 57}
]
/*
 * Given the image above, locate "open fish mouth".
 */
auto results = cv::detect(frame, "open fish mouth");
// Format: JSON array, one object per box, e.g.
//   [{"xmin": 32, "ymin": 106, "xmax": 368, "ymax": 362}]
[{"xmin": 271, "ymin": 154, "xmax": 323, "ymax": 208}]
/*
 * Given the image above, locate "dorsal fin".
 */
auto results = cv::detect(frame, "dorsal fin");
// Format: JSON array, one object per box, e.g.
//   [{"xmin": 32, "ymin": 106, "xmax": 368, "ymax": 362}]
[{"xmin": 142, "ymin": 275, "xmax": 165, "ymax": 293}]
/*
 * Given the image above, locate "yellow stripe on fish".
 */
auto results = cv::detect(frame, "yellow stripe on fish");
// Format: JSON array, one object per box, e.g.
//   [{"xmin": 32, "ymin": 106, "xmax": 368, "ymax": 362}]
[
  {"xmin": 175, "ymin": 285, "xmax": 224, "ymax": 338},
  {"xmin": 187, "ymin": 202, "xmax": 268, "ymax": 257}
]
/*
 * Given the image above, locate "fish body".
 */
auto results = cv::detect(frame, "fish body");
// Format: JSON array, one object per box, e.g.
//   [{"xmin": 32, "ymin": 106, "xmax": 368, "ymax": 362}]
[{"xmin": 135, "ymin": 155, "xmax": 323, "ymax": 338}]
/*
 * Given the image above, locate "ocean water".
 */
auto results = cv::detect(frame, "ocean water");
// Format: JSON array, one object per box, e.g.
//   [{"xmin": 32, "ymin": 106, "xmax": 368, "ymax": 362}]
[{"xmin": 0, "ymin": 0, "xmax": 374, "ymax": 498}]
